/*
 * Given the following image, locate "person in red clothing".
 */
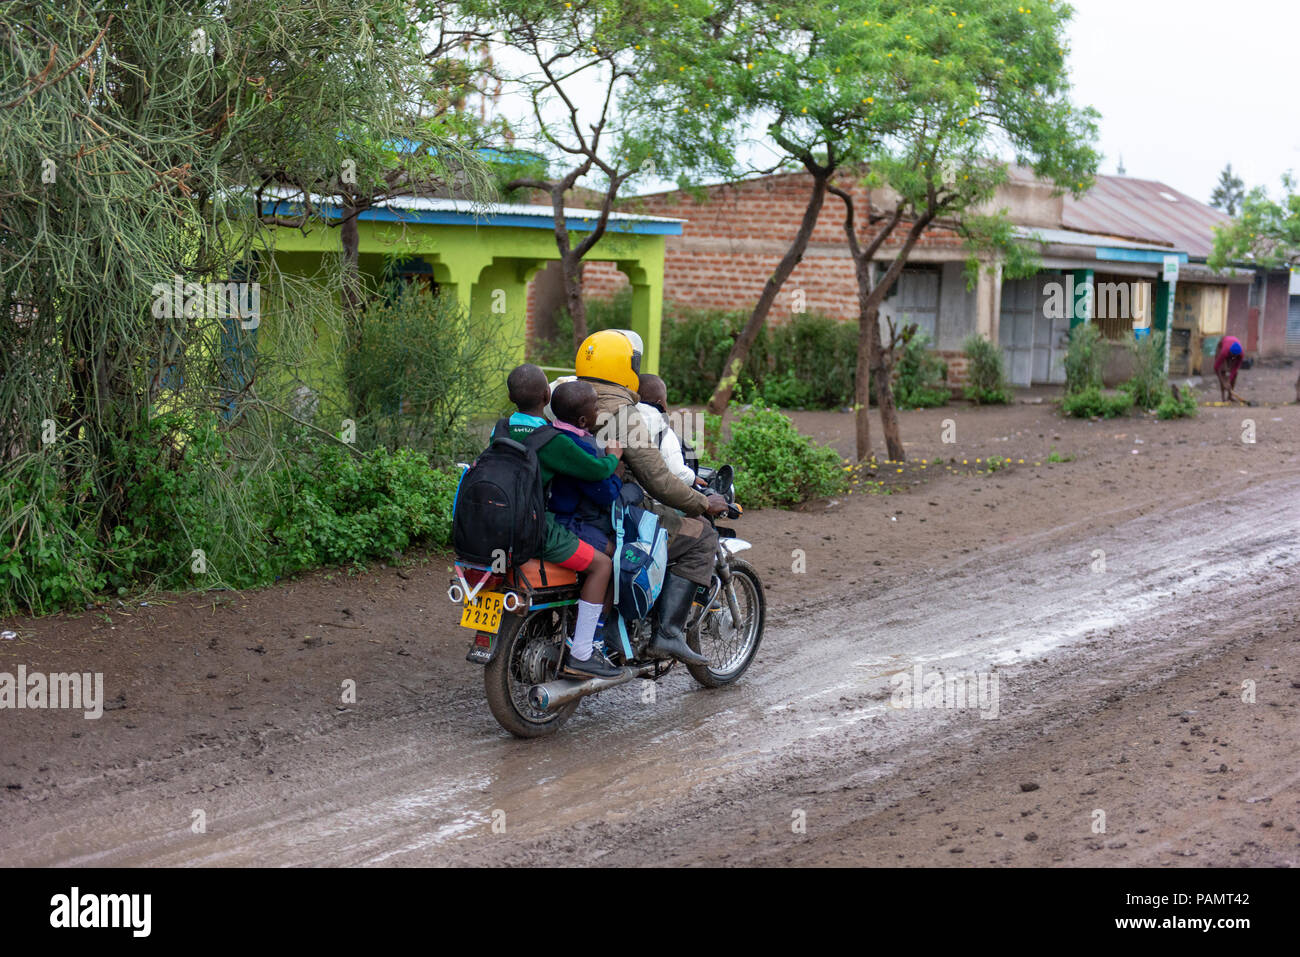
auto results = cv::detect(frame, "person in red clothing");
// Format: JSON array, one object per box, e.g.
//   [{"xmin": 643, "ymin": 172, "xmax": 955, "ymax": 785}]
[{"xmin": 1213, "ymin": 335, "xmax": 1245, "ymax": 401}]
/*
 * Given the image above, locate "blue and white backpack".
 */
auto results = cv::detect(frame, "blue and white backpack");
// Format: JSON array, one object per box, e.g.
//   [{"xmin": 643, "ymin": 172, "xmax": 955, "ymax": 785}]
[{"xmin": 612, "ymin": 484, "xmax": 668, "ymax": 623}]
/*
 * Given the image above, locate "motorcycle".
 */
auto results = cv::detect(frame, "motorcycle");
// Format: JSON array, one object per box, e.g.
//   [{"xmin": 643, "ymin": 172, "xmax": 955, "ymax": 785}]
[{"xmin": 449, "ymin": 464, "xmax": 766, "ymax": 738}]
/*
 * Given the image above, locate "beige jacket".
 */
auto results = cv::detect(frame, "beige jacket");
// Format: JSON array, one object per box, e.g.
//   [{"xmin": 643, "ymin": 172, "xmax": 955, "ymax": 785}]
[{"xmin": 589, "ymin": 380, "xmax": 710, "ymax": 517}]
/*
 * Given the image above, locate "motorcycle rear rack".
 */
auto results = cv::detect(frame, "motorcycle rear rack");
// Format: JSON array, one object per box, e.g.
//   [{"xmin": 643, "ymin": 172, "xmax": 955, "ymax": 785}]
[{"xmin": 452, "ymin": 560, "xmax": 578, "ymax": 614}]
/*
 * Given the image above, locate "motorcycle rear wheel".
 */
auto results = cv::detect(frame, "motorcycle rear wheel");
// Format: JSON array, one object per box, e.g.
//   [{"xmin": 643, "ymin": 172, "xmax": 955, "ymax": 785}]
[
  {"xmin": 686, "ymin": 558, "xmax": 765, "ymax": 688},
  {"xmin": 484, "ymin": 609, "xmax": 579, "ymax": 738}
]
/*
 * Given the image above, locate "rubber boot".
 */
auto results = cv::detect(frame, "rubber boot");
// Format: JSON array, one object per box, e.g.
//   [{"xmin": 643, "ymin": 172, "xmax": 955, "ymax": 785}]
[{"xmin": 647, "ymin": 573, "xmax": 710, "ymax": 666}]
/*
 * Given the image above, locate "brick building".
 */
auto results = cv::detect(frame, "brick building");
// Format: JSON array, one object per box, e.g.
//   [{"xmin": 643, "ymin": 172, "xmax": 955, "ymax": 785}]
[
  {"xmin": 529, "ymin": 167, "xmax": 1295, "ymax": 388},
  {"xmin": 579, "ymin": 171, "xmax": 992, "ymax": 385}
]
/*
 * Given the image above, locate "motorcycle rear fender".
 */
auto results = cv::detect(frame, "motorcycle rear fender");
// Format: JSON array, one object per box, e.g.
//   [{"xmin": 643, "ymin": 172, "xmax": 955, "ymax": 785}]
[{"xmin": 465, "ymin": 614, "xmax": 525, "ymax": 666}]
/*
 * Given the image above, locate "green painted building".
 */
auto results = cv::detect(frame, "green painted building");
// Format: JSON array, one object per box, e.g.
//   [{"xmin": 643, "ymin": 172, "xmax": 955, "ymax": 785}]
[{"xmin": 261, "ymin": 193, "xmax": 683, "ymax": 380}]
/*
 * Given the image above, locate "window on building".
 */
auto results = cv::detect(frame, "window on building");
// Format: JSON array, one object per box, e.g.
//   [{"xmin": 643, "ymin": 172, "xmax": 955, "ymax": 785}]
[{"xmin": 1090, "ymin": 274, "xmax": 1151, "ymax": 340}]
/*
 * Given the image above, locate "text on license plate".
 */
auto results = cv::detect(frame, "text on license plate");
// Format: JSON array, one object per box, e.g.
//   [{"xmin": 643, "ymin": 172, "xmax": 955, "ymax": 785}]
[{"xmin": 460, "ymin": 591, "xmax": 505, "ymax": 633}]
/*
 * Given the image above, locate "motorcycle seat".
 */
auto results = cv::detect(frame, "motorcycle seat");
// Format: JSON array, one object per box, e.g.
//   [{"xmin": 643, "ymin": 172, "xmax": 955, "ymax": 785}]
[{"xmin": 507, "ymin": 559, "xmax": 578, "ymax": 590}]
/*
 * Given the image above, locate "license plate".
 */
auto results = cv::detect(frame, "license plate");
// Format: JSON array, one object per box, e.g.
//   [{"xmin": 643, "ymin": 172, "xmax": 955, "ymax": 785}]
[{"xmin": 460, "ymin": 591, "xmax": 505, "ymax": 634}]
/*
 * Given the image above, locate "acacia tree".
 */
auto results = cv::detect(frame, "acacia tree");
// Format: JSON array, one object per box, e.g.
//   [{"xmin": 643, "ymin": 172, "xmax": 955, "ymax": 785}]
[
  {"xmin": 254, "ymin": 3, "xmax": 495, "ymax": 340},
  {"xmin": 1210, "ymin": 174, "xmax": 1300, "ymax": 270},
  {"xmin": 826, "ymin": 1, "xmax": 1099, "ymax": 460},
  {"xmin": 465, "ymin": 0, "xmax": 728, "ymax": 345},
  {"xmin": 647, "ymin": 0, "xmax": 893, "ymax": 414},
  {"xmin": 655, "ymin": 1, "xmax": 1096, "ymax": 454}
]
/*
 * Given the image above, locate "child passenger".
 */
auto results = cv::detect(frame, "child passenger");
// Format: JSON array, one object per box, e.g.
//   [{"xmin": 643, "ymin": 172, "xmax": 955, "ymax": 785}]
[{"xmin": 499, "ymin": 365, "xmax": 623, "ymax": 679}]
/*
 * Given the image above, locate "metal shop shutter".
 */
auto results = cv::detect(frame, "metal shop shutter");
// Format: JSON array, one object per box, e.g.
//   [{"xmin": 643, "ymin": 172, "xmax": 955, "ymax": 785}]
[{"xmin": 882, "ymin": 268, "xmax": 941, "ymax": 343}]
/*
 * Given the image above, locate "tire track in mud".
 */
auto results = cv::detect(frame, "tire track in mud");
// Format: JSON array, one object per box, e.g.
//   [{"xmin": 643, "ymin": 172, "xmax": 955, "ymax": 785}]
[{"xmin": 3, "ymin": 476, "xmax": 1298, "ymax": 866}]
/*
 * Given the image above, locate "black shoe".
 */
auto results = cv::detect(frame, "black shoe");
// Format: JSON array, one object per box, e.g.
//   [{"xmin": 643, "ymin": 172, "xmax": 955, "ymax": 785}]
[
  {"xmin": 562, "ymin": 647, "xmax": 625, "ymax": 680},
  {"xmin": 648, "ymin": 573, "xmax": 711, "ymax": 666}
]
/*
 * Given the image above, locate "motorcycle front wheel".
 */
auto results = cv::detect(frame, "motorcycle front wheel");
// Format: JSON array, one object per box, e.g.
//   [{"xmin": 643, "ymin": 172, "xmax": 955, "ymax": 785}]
[
  {"xmin": 484, "ymin": 609, "xmax": 580, "ymax": 738},
  {"xmin": 686, "ymin": 558, "xmax": 766, "ymax": 688}
]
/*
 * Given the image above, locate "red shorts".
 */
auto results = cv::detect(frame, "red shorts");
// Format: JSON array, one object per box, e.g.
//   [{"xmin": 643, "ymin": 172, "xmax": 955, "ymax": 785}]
[{"xmin": 556, "ymin": 538, "xmax": 596, "ymax": 571}]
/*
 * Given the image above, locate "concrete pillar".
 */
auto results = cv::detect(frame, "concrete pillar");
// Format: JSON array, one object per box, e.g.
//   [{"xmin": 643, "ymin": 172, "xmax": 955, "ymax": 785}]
[
  {"xmin": 616, "ymin": 259, "xmax": 663, "ymax": 375},
  {"xmin": 1069, "ymin": 269, "xmax": 1095, "ymax": 329},
  {"xmin": 469, "ymin": 258, "xmax": 546, "ymax": 368},
  {"xmin": 976, "ymin": 261, "xmax": 1003, "ymax": 343},
  {"xmin": 1155, "ymin": 278, "xmax": 1177, "ymax": 373}
]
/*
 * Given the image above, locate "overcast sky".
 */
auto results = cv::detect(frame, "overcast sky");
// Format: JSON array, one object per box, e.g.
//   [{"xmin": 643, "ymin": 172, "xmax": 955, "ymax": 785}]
[{"xmin": 1067, "ymin": 0, "xmax": 1299, "ymax": 202}]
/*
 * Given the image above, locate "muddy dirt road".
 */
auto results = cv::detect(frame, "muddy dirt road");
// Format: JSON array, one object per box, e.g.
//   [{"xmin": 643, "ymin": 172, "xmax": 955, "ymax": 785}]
[{"xmin": 2, "ymin": 370, "xmax": 1298, "ymax": 866}]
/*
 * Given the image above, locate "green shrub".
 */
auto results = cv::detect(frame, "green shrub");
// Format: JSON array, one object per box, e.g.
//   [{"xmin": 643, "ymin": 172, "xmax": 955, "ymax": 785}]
[
  {"xmin": 961, "ymin": 335, "xmax": 1013, "ymax": 405},
  {"xmin": 1063, "ymin": 323, "xmax": 1106, "ymax": 395},
  {"xmin": 658, "ymin": 305, "xmax": 769, "ymax": 406},
  {"xmin": 1122, "ymin": 331, "xmax": 1169, "ymax": 410},
  {"xmin": 1156, "ymin": 387, "xmax": 1198, "ymax": 420},
  {"xmin": 534, "ymin": 298, "xmax": 858, "ymax": 410},
  {"xmin": 0, "ymin": 456, "xmax": 108, "ymax": 616},
  {"xmin": 1061, "ymin": 386, "xmax": 1134, "ymax": 419},
  {"xmin": 0, "ymin": 413, "xmax": 463, "ymax": 617},
  {"xmin": 895, "ymin": 333, "xmax": 951, "ymax": 409},
  {"xmin": 261, "ymin": 445, "xmax": 460, "ymax": 574},
  {"xmin": 348, "ymin": 284, "xmax": 511, "ymax": 464},
  {"xmin": 764, "ymin": 315, "xmax": 858, "ymax": 409},
  {"xmin": 585, "ymin": 288, "xmax": 635, "ymax": 333},
  {"xmin": 756, "ymin": 369, "xmax": 817, "ymax": 408},
  {"xmin": 714, "ymin": 401, "xmax": 848, "ymax": 508}
]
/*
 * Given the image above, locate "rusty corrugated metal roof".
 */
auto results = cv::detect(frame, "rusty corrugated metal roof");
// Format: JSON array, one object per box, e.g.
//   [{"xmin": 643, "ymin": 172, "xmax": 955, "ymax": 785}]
[{"xmin": 1062, "ymin": 175, "xmax": 1231, "ymax": 261}]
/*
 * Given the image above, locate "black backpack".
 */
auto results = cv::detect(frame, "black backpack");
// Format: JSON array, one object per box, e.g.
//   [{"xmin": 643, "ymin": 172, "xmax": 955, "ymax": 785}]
[{"xmin": 452, "ymin": 418, "xmax": 557, "ymax": 569}]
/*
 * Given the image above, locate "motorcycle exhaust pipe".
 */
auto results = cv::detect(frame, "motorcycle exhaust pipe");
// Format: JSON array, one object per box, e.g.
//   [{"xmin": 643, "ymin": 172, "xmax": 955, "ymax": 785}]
[{"xmin": 528, "ymin": 663, "xmax": 657, "ymax": 712}]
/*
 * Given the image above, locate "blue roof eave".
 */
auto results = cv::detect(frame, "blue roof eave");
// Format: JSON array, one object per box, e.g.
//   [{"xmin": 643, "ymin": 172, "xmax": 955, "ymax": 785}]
[
  {"xmin": 259, "ymin": 201, "xmax": 683, "ymax": 236},
  {"xmin": 1096, "ymin": 247, "xmax": 1189, "ymax": 265}
]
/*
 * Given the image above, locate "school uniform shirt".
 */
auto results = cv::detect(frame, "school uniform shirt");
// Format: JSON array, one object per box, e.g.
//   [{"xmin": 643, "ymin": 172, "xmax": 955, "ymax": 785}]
[
  {"xmin": 495, "ymin": 412, "xmax": 619, "ymax": 487},
  {"xmin": 636, "ymin": 402, "xmax": 697, "ymax": 487}
]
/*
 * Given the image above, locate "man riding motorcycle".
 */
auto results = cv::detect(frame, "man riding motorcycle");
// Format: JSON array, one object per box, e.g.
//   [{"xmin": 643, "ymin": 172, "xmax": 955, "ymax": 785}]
[{"xmin": 575, "ymin": 329, "xmax": 729, "ymax": 667}]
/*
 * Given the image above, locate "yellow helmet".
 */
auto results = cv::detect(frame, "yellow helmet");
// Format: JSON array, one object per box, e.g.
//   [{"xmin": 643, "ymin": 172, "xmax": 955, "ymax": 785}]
[{"xmin": 575, "ymin": 328, "xmax": 642, "ymax": 392}]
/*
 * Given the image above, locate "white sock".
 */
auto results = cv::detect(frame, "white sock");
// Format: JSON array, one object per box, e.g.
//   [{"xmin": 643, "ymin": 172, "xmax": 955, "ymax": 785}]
[{"xmin": 570, "ymin": 600, "xmax": 602, "ymax": 661}]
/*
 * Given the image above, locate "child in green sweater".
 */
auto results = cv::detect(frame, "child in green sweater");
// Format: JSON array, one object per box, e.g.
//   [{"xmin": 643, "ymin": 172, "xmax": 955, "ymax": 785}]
[{"xmin": 497, "ymin": 364, "xmax": 623, "ymax": 680}]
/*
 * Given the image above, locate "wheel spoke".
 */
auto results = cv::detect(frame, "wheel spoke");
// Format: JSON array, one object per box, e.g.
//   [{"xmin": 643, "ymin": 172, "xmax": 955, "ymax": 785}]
[{"xmin": 696, "ymin": 569, "xmax": 760, "ymax": 678}]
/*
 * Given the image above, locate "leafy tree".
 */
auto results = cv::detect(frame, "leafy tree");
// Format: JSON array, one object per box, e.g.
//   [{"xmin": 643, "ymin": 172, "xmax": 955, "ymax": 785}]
[
  {"xmin": 1209, "ymin": 163, "xmax": 1246, "ymax": 216},
  {"xmin": 464, "ymin": 0, "xmax": 731, "ymax": 346},
  {"xmin": 256, "ymin": 2, "xmax": 495, "ymax": 339},
  {"xmin": 645, "ymin": 0, "xmax": 884, "ymax": 415},
  {"xmin": 661, "ymin": 0, "xmax": 1098, "ymax": 457},
  {"xmin": 0, "ymin": 0, "xmax": 486, "ymax": 606},
  {"xmin": 1209, "ymin": 174, "xmax": 1300, "ymax": 404},
  {"xmin": 828, "ymin": 0, "xmax": 1098, "ymax": 459},
  {"xmin": 1209, "ymin": 174, "xmax": 1300, "ymax": 270}
]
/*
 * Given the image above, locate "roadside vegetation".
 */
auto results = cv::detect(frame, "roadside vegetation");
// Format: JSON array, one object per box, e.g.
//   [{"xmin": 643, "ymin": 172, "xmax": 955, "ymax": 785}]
[
  {"xmin": 961, "ymin": 336, "xmax": 1014, "ymax": 406},
  {"xmin": 894, "ymin": 334, "xmax": 951, "ymax": 410},
  {"xmin": 1059, "ymin": 330, "xmax": 1196, "ymax": 421},
  {"xmin": 706, "ymin": 402, "xmax": 848, "ymax": 509}
]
